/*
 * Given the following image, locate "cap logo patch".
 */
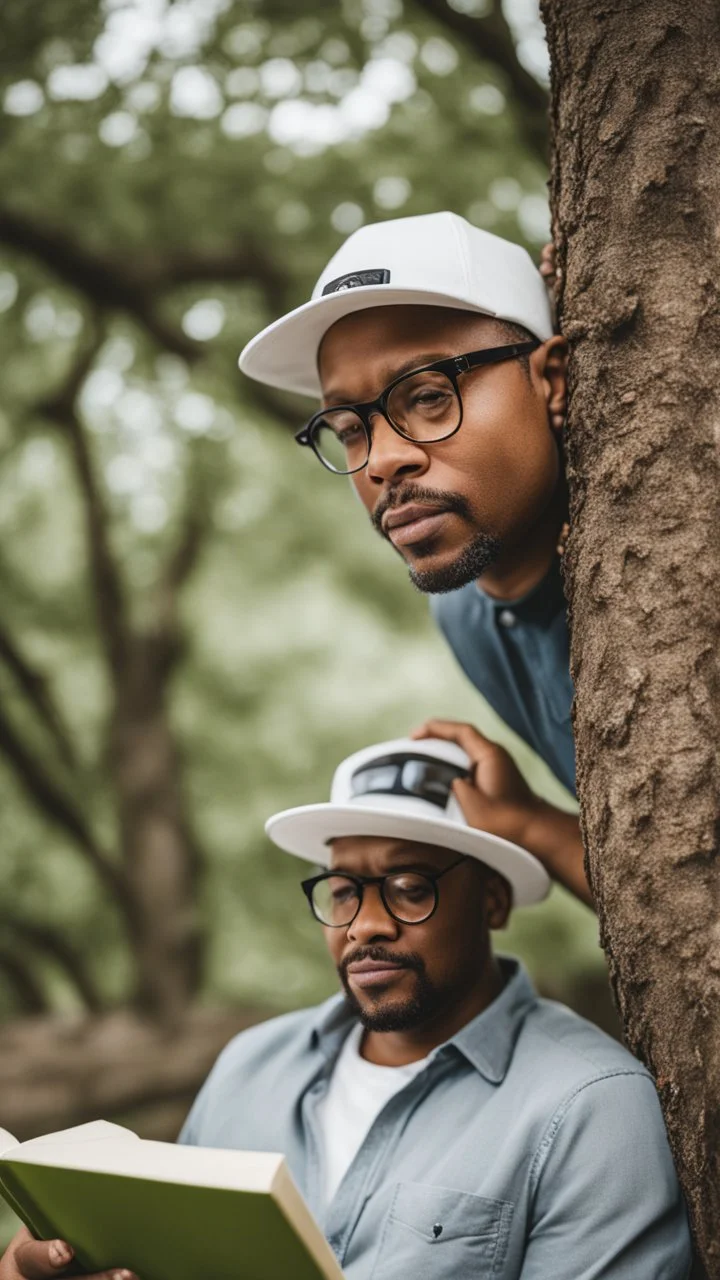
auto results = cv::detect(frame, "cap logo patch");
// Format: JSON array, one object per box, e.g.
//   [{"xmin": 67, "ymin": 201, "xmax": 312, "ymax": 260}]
[{"xmin": 322, "ymin": 268, "xmax": 391, "ymax": 295}]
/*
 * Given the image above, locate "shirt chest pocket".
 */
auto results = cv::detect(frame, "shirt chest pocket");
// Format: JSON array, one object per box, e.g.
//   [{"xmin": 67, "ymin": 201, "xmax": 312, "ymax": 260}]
[{"xmin": 371, "ymin": 1181, "xmax": 513, "ymax": 1279}]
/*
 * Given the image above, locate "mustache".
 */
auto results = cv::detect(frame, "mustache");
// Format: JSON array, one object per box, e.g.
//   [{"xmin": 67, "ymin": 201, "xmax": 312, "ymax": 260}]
[
  {"xmin": 371, "ymin": 484, "xmax": 472, "ymax": 537},
  {"xmin": 339, "ymin": 944, "xmax": 425, "ymax": 981}
]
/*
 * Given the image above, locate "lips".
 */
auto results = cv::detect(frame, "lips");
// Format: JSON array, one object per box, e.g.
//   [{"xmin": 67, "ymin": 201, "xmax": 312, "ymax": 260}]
[
  {"xmin": 383, "ymin": 503, "xmax": 447, "ymax": 533},
  {"xmin": 346, "ymin": 959, "xmax": 409, "ymax": 988},
  {"xmin": 382, "ymin": 504, "xmax": 450, "ymax": 547}
]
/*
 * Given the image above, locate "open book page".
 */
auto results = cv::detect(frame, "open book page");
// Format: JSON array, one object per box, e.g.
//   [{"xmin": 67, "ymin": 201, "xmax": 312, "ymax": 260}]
[
  {"xmin": 0, "ymin": 1132, "xmax": 19, "ymax": 1156},
  {"xmin": 12, "ymin": 1122, "xmax": 135, "ymax": 1153},
  {"xmin": 7, "ymin": 1128, "xmax": 286, "ymax": 1194}
]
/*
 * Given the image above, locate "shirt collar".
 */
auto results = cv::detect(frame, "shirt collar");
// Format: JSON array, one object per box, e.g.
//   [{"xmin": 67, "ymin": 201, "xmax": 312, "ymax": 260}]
[
  {"xmin": 309, "ymin": 992, "xmax": 357, "ymax": 1062},
  {"xmin": 475, "ymin": 553, "xmax": 566, "ymax": 626},
  {"xmin": 438, "ymin": 957, "xmax": 537, "ymax": 1083},
  {"xmin": 309, "ymin": 957, "xmax": 537, "ymax": 1086}
]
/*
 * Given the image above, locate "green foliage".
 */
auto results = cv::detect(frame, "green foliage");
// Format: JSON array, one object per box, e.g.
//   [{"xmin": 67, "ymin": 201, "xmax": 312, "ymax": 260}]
[{"xmin": 0, "ymin": 0, "xmax": 602, "ymax": 1025}]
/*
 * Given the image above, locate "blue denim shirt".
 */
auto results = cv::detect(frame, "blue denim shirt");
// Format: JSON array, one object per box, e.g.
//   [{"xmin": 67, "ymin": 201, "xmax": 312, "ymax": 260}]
[
  {"xmin": 431, "ymin": 556, "xmax": 576, "ymax": 795},
  {"xmin": 180, "ymin": 960, "xmax": 690, "ymax": 1278}
]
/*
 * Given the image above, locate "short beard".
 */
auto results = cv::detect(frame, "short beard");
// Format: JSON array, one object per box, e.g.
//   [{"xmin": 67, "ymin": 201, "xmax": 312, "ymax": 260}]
[
  {"xmin": 408, "ymin": 530, "xmax": 501, "ymax": 594},
  {"xmin": 371, "ymin": 483, "xmax": 501, "ymax": 595},
  {"xmin": 339, "ymin": 946, "xmax": 443, "ymax": 1032}
]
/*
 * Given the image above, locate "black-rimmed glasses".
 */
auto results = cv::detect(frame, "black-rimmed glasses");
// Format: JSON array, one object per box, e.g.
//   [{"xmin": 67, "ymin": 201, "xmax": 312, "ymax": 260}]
[
  {"xmin": 295, "ymin": 341, "xmax": 539, "ymax": 475},
  {"xmin": 301, "ymin": 855, "xmax": 468, "ymax": 928}
]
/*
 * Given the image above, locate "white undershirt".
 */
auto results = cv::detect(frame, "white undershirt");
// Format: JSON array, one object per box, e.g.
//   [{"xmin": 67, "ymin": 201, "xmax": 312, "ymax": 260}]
[{"xmin": 315, "ymin": 1023, "xmax": 430, "ymax": 1208}]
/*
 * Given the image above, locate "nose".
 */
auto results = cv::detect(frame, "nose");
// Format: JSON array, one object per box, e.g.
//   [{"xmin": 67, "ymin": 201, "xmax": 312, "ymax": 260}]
[
  {"xmin": 346, "ymin": 883, "xmax": 400, "ymax": 944},
  {"xmin": 366, "ymin": 411, "xmax": 429, "ymax": 486}
]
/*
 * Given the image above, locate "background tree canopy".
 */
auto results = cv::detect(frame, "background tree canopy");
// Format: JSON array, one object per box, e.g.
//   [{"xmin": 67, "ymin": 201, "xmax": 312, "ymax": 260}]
[{"xmin": 0, "ymin": 0, "xmax": 605, "ymax": 1158}]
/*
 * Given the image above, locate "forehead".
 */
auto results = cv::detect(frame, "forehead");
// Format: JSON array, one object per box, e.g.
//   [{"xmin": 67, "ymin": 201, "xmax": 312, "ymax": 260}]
[
  {"xmin": 328, "ymin": 834, "xmax": 459, "ymax": 873},
  {"xmin": 318, "ymin": 305, "xmax": 505, "ymax": 396}
]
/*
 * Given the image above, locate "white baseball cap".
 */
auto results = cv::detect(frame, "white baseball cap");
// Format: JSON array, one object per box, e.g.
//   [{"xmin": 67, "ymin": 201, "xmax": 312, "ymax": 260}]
[
  {"xmin": 265, "ymin": 737, "xmax": 550, "ymax": 908},
  {"xmin": 239, "ymin": 212, "xmax": 553, "ymax": 399}
]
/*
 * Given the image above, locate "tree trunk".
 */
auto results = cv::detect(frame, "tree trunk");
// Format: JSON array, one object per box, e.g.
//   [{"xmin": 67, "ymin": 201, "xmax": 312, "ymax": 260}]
[
  {"xmin": 541, "ymin": 2, "xmax": 720, "ymax": 1271},
  {"xmin": 110, "ymin": 639, "xmax": 205, "ymax": 1021}
]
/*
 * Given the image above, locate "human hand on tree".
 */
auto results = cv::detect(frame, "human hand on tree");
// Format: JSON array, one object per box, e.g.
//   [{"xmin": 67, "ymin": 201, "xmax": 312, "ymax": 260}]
[
  {"xmin": 410, "ymin": 719, "xmax": 593, "ymax": 908},
  {"xmin": 539, "ymin": 244, "xmax": 567, "ymax": 434},
  {"xmin": 0, "ymin": 1230, "xmax": 138, "ymax": 1280},
  {"xmin": 539, "ymin": 242, "xmax": 560, "ymax": 298}
]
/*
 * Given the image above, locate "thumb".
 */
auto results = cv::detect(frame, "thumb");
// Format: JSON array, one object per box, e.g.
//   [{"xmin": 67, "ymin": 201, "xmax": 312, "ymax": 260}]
[{"xmin": 14, "ymin": 1238, "xmax": 74, "ymax": 1280}]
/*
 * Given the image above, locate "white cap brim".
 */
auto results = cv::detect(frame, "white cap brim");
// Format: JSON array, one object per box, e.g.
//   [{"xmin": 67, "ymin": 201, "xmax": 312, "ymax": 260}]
[
  {"xmin": 265, "ymin": 802, "xmax": 550, "ymax": 907},
  {"xmin": 239, "ymin": 286, "xmax": 496, "ymax": 399}
]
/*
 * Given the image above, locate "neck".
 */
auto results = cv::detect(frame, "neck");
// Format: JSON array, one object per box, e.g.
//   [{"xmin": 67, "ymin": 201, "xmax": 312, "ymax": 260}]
[
  {"xmin": 478, "ymin": 483, "xmax": 568, "ymax": 602},
  {"xmin": 360, "ymin": 956, "xmax": 504, "ymax": 1067}
]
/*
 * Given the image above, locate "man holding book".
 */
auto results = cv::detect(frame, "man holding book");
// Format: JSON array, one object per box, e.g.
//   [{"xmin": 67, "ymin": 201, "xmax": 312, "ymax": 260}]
[{"xmin": 0, "ymin": 737, "xmax": 691, "ymax": 1279}]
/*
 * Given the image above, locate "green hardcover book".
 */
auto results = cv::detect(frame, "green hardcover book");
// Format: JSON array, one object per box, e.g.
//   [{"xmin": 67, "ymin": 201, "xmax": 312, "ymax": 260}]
[{"xmin": 0, "ymin": 1121, "xmax": 344, "ymax": 1280}]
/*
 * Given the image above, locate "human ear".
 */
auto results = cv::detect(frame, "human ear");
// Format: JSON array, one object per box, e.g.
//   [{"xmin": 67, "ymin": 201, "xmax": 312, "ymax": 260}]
[
  {"xmin": 484, "ymin": 873, "xmax": 512, "ymax": 930},
  {"xmin": 533, "ymin": 336, "xmax": 568, "ymax": 438}
]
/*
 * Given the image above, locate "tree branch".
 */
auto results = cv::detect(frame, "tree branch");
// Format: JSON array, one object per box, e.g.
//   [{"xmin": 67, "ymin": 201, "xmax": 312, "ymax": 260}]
[
  {"xmin": 0, "ymin": 915, "xmax": 102, "ymax": 1012},
  {"xmin": 0, "ymin": 946, "xmax": 49, "ymax": 1015},
  {"xmin": 0, "ymin": 208, "xmax": 199, "ymax": 359},
  {"xmin": 163, "ymin": 506, "xmax": 206, "ymax": 599},
  {"xmin": 133, "ymin": 521, "xmax": 204, "ymax": 684},
  {"xmin": 156, "ymin": 245, "xmax": 290, "ymax": 314},
  {"xmin": 37, "ymin": 327, "xmax": 130, "ymax": 684},
  {"xmin": 411, "ymin": 0, "xmax": 548, "ymax": 162},
  {"xmin": 0, "ymin": 698, "xmax": 126, "ymax": 904},
  {"xmin": 0, "ymin": 208, "xmax": 291, "ymax": 355},
  {"xmin": 0, "ymin": 621, "xmax": 77, "ymax": 768},
  {"xmin": 136, "ymin": 468, "xmax": 212, "ymax": 684}
]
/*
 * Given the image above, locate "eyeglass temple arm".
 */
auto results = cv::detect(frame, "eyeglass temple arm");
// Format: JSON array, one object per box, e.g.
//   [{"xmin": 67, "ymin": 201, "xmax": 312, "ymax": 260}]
[
  {"xmin": 459, "ymin": 340, "xmax": 540, "ymax": 374},
  {"xmin": 433, "ymin": 853, "xmax": 469, "ymax": 879}
]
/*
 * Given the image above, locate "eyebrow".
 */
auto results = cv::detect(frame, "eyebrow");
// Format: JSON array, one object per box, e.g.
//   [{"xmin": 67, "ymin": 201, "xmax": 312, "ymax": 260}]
[{"xmin": 322, "ymin": 351, "xmax": 452, "ymax": 407}]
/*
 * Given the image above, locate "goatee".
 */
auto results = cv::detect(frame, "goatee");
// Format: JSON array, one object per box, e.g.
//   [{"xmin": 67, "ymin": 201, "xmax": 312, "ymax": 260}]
[
  {"xmin": 408, "ymin": 530, "xmax": 501, "ymax": 594},
  {"xmin": 371, "ymin": 484, "xmax": 501, "ymax": 595},
  {"xmin": 339, "ymin": 946, "xmax": 442, "ymax": 1032}
]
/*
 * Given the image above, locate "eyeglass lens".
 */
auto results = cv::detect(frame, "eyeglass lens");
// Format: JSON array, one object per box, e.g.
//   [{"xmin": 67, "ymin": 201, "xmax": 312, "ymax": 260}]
[
  {"xmin": 311, "ymin": 369, "xmax": 461, "ymax": 473},
  {"xmin": 310, "ymin": 872, "xmax": 437, "ymax": 927}
]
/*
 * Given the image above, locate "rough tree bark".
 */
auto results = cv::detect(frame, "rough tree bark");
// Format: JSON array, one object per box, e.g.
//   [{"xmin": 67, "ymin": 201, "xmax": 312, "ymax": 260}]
[{"xmin": 541, "ymin": 2, "xmax": 720, "ymax": 1272}]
